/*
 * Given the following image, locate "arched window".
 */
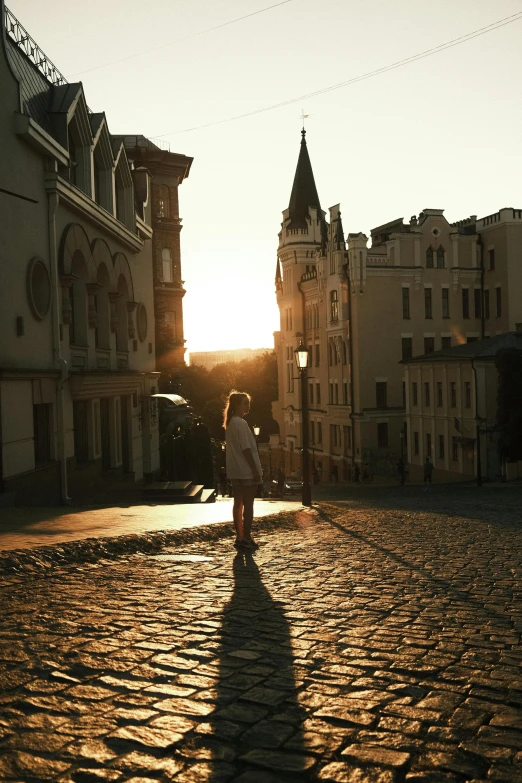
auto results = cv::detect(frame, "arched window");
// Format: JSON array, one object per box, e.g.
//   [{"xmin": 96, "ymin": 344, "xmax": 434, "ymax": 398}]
[
  {"xmin": 436, "ymin": 247, "xmax": 445, "ymax": 268},
  {"xmin": 426, "ymin": 247, "xmax": 434, "ymax": 268},
  {"xmin": 95, "ymin": 264, "xmax": 111, "ymax": 350},
  {"xmin": 70, "ymin": 251, "xmax": 88, "ymax": 346},
  {"xmin": 330, "ymin": 290, "xmax": 339, "ymax": 322},
  {"xmin": 157, "ymin": 185, "xmax": 170, "ymax": 218},
  {"xmin": 116, "ymin": 275, "xmax": 129, "ymax": 352},
  {"xmin": 162, "ymin": 249, "xmax": 173, "ymax": 282}
]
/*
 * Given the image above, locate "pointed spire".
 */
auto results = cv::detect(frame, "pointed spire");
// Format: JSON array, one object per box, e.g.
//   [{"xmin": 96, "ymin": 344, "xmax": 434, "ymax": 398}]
[
  {"xmin": 288, "ymin": 130, "xmax": 322, "ymax": 230},
  {"xmin": 275, "ymin": 257, "xmax": 282, "ymax": 283},
  {"xmin": 335, "ymin": 210, "xmax": 346, "ymax": 250}
]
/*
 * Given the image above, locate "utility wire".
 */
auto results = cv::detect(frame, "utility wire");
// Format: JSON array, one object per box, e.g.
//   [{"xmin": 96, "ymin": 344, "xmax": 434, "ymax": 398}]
[
  {"xmin": 69, "ymin": 0, "xmax": 294, "ymax": 77},
  {"xmin": 153, "ymin": 10, "xmax": 522, "ymax": 137}
]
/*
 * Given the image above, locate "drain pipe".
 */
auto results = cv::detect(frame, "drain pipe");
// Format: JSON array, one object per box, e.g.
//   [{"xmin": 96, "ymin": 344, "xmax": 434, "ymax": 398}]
[
  {"xmin": 471, "ymin": 358, "xmax": 482, "ymax": 488},
  {"xmin": 48, "ymin": 187, "xmax": 71, "ymax": 504}
]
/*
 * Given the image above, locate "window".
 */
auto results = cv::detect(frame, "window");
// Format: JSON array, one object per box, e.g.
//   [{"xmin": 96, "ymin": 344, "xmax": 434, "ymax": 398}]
[
  {"xmin": 426, "ymin": 432, "xmax": 432, "ymax": 457},
  {"xmin": 414, "ymin": 431, "xmax": 419, "ymax": 455},
  {"xmin": 412, "ymin": 382, "xmax": 418, "ymax": 406},
  {"xmin": 474, "ymin": 289, "xmax": 481, "ymax": 319},
  {"xmin": 343, "ymin": 381, "xmax": 348, "ymax": 406},
  {"xmin": 441, "ymin": 336, "xmax": 452, "ymax": 350},
  {"xmin": 462, "ymin": 289, "xmax": 470, "ymax": 319},
  {"xmin": 437, "ymin": 382, "xmax": 443, "ymax": 407},
  {"xmin": 402, "ymin": 381, "xmax": 406, "ymax": 407},
  {"xmin": 426, "ymin": 247, "xmax": 434, "ymax": 268},
  {"xmin": 376, "ymin": 382, "xmax": 387, "ymax": 408},
  {"xmin": 161, "ymin": 248, "xmax": 173, "ymax": 282},
  {"xmin": 467, "ymin": 336, "xmax": 478, "ymax": 343},
  {"xmin": 488, "ymin": 248, "xmax": 495, "ymax": 270},
  {"xmin": 438, "ymin": 434, "xmax": 445, "ymax": 459},
  {"xmin": 334, "ymin": 383, "xmax": 339, "ymax": 405},
  {"xmin": 436, "ymin": 247, "xmax": 445, "ymax": 268},
  {"xmin": 424, "ymin": 382, "xmax": 430, "ymax": 407},
  {"xmin": 157, "ymin": 185, "xmax": 170, "ymax": 218},
  {"xmin": 328, "ymin": 343, "xmax": 333, "ymax": 366},
  {"xmin": 342, "ymin": 341, "xmax": 347, "ymax": 365},
  {"xmin": 496, "ymin": 287, "xmax": 502, "ymax": 317},
  {"xmin": 315, "ymin": 343, "xmax": 320, "ymax": 367},
  {"xmin": 424, "ymin": 337, "xmax": 435, "ymax": 354},
  {"xmin": 452, "ymin": 436, "xmax": 459, "ymax": 461},
  {"xmin": 377, "ymin": 422, "xmax": 389, "ymax": 448},
  {"xmin": 464, "ymin": 381, "xmax": 471, "ymax": 408},
  {"xmin": 308, "ymin": 345, "xmax": 313, "ymax": 367},
  {"xmin": 329, "ymin": 383, "xmax": 333, "ymax": 404},
  {"xmin": 450, "ymin": 382, "xmax": 457, "ymax": 408},
  {"xmin": 309, "ymin": 383, "xmax": 314, "ymax": 405},
  {"xmin": 343, "ymin": 425, "xmax": 352, "ymax": 452},
  {"xmin": 424, "ymin": 288, "xmax": 432, "ymax": 319},
  {"xmin": 34, "ymin": 403, "xmax": 52, "ymax": 465},
  {"xmin": 316, "ymin": 383, "xmax": 321, "ymax": 405},
  {"xmin": 402, "ymin": 287, "xmax": 410, "ymax": 319},
  {"xmin": 442, "ymin": 288, "xmax": 450, "ymax": 318},
  {"xmin": 484, "ymin": 290, "xmax": 490, "ymax": 319},
  {"xmin": 330, "ymin": 290, "xmax": 339, "ymax": 322},
  {"xmin": 402, "ymin": 337, "xmax": 413, "ymax": 361},
  {"xmin": 317, "ymin": 421, "xmax": 322, "ymax": 443},
  {"xmin": 330, "ymin": 424, "xmax": 337, "ymax": 447},
  {"xmin": 310, "ymin": 420, "xmax": 315, "ymax": 444}
]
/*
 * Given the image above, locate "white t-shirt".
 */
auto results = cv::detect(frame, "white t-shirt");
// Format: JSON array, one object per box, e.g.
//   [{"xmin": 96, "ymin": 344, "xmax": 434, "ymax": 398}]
[{"xmin": 225, "ymin": 416, "xmax": 263, "ymax": 480}]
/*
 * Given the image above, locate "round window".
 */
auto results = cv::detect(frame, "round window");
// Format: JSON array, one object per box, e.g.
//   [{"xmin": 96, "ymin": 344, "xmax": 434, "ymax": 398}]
[
  {"xmin": 27, "ymin": 257, "xmax": 51, "ymax": 320},
  {"xmin": 137, "ymin": 302, "xmax": 148, "ymax": 341},
  {"xmin": 431, "ymin": 227, "xmax": 440, "ymax": 237}
]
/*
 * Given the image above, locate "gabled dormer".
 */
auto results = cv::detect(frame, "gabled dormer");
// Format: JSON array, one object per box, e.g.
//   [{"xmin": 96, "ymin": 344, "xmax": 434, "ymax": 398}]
[
  {"xmin": 90, "ymin": 113, "xmax": 115, "ymax": 214},
  {"xmin": 49, "ymin": 83, "xmax": 92, "ymax": 196},
  {"xmin": 112, "ymin": 139, "xmax": 134, "ymax": 231}
]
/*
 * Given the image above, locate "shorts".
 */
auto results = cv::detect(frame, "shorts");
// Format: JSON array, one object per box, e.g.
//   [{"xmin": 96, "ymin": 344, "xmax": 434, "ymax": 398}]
[{"xmin": 230, "ymin": 479, "xmax": 259, "ymax": 488}]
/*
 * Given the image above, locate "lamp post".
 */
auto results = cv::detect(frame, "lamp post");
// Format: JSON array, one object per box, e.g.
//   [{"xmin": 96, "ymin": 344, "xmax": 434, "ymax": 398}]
[
  {"xmin": 268, "ymin": 444, "xmax": 272, "ymax": 483},
  {"xmin": 399, "ymin": 428, "xmax": 405, "ymax": 485},
  {"xmin": 294, "ymin": 342, "xmax": 312, "ymax": 507},
  {"xmin": 253, "ymin": 425, "xmax": 260, "ymax": 442}
]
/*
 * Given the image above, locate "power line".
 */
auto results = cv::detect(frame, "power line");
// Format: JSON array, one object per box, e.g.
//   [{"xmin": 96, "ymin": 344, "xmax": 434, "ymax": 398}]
[
  {"xmin": 69, "ymin": 0, "xmax": 294, "ymax": 77},
  {"xmin": 153, "ymin": 10, "xmax": 522, "ymax": 137}
]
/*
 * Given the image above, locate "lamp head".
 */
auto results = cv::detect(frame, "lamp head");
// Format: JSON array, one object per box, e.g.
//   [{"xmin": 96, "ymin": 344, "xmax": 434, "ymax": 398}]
[{"xmin": 294, "ymin": 342, "xmax": 310, "ymax": 370}]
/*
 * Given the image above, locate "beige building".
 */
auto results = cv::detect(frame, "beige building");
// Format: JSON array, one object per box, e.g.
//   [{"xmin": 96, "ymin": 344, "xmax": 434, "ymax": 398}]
[
  {"xmin": 404, "ymin": 332, "xmax": 522, "ymax": 483},
  {"xmin": 272, "ymin": 131, "xmax": 522, "ymax": 481},
  {"xmin": 0, "ymin": 5, "xmax": 162, "ymax": 502}
]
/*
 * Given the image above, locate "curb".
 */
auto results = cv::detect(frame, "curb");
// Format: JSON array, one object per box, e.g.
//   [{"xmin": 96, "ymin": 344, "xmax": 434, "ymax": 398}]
[{"xmin": 0, "ymin": 509, "xmax": 313, "ymax": 576}]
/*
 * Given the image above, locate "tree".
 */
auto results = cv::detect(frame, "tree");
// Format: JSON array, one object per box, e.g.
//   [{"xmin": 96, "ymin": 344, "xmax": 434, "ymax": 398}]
[{"xmin": 495, "ymin": 348, "xmax": 522, "ymax": 462}]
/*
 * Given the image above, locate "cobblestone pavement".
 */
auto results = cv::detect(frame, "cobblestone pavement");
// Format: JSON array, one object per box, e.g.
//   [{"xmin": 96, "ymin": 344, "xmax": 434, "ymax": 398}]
[{"xmin": 1, "ymin": 489, "xmax": 522, "ymax": 782}]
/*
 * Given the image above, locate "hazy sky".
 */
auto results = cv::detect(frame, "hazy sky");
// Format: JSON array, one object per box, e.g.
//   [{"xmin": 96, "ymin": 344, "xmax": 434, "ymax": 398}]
[{"xmin": 10, "ymin": 0, "xmax": 522, "ymax": 354}]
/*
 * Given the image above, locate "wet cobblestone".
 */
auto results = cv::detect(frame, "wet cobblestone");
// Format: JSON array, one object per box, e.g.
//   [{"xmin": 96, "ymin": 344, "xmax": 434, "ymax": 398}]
[{"xmin": 0, "ymin": 489, "xmax": 522, "ymax": 781}]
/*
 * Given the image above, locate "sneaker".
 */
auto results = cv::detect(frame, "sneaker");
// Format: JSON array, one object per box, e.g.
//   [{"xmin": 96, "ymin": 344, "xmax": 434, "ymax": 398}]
[{"xmin": 242, "ymin": 538, "xmax": 259, "ymax": 550}]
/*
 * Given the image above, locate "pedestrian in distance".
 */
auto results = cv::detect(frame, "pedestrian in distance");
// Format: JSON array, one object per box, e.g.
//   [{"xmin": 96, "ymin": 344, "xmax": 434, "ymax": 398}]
[
  {"xmin": 423, "ymin": 456, "xmax": 434, "ymax": 484},
  {"xmin": 353, "ymin": 463, "xmax": 360, "ymax": 483},
  {"xmin": 223, "ymin": 391, "xmax": 263, "ymax": 551}
]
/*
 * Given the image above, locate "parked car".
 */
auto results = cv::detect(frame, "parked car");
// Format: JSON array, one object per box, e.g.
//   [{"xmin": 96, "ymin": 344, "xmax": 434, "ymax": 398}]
[{"xmin": 270, "ymin": 478, "xmax": 303, "ymax": 496}]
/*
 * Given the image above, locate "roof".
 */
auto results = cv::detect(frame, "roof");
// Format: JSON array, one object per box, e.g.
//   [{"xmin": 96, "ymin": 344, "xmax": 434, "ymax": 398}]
[
  {"xmin": 287, "ymin": 130, "xmax": 322, "ymax": 230},
  {"xmin": 405, "ymin": 332, "xmax": 522, "ymax": 364}
]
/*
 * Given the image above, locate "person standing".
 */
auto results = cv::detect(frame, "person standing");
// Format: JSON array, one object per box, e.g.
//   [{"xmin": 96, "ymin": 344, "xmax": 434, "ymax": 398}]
[
  {"xmin": 223, "ymin": 391, "xmax": 262, "ymax": 550},
  {"xmin": 423, "ymin": 456, "xmax": 434, "ymax": 484}
]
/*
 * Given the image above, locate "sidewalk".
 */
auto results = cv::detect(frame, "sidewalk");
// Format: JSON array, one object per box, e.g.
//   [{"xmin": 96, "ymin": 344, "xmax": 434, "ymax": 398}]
[{"xmin": 0, "ymin": 497, "xmax": 302, "ymax": 552}]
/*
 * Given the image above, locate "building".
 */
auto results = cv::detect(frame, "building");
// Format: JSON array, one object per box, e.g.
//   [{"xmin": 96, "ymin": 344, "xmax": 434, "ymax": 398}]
[
  {"xmin": 189, "ymin": 348, "xmax": 271, "ymax": 371},
  {"xmin": 272, "ymin": 131, "xmax": 522, "ymax": 481},
  {"xmin": 0, "ymin": 4, "xmax": 161, "ymax": 502},
  {"xmin": 404, "ymin": 332, "xmax": 522, "ymax": 483},
  {"xmin": 122, "ymin": 137, "xmax": 192, "ymax": 372}
]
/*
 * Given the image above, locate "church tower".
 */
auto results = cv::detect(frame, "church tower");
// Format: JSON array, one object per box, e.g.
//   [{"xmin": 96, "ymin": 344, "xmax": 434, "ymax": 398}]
[{"xmin": 272, "ymin": 131, "xmax": 350, "ymax": 479}]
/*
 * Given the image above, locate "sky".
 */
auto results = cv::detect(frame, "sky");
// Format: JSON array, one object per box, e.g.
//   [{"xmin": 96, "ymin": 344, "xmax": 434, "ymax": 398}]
[{"xmin": 9, "ymin": 0, "xmax": 522, "ymax": 355}]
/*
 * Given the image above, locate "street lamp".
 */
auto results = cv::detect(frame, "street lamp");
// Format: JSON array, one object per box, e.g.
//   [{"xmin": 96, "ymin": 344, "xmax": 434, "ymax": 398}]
[
  {"xmin": 253, "ymin": 425, "xmax": 260, "ymax": 441},
  {"xmin": 294, "ymin": 342, "xmax": 312, "ymax": 507}
]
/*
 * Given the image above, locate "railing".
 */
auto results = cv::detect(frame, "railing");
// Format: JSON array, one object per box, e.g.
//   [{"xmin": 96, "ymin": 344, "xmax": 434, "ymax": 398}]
[{"xmin": 4, "ymin": 6, "xmax": 67, "ymax": 86}]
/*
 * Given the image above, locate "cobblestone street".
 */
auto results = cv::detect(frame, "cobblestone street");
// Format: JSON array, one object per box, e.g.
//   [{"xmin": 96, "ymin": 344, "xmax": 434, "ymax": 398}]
[{"xmin": 1, "ymin": 487, "xmax": 522, "ymax": 782}]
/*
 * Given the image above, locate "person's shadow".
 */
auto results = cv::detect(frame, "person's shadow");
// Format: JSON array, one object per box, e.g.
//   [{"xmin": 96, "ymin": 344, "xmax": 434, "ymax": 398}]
[{"xmin": 206, "ymin": 550, "xmax": 313, "ymax": 781}]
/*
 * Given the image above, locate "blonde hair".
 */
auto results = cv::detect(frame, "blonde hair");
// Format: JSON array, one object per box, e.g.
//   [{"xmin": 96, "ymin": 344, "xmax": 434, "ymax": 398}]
[{"xmin": 223, "ymin": 390, "xmax": 251, "ymax": 429}]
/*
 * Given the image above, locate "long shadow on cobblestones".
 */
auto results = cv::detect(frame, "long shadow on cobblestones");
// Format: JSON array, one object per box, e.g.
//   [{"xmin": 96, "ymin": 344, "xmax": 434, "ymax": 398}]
[
  {"xmin": 208, "ymin": 550, "xmax": 313, "ymax": 782},
  {"xmin": 314, "ymin": 505, "xmax": 518, "ymax": 629}
]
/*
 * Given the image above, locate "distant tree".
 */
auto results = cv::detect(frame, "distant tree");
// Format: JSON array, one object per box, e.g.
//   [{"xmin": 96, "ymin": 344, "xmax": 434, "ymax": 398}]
[
  {"xmin": 163, "ymin": 351, "xmax": 279, "ymax": 441},
  {"xmin": 495, "ymin": 348, "xmax": 522, "ymax": 462}
]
